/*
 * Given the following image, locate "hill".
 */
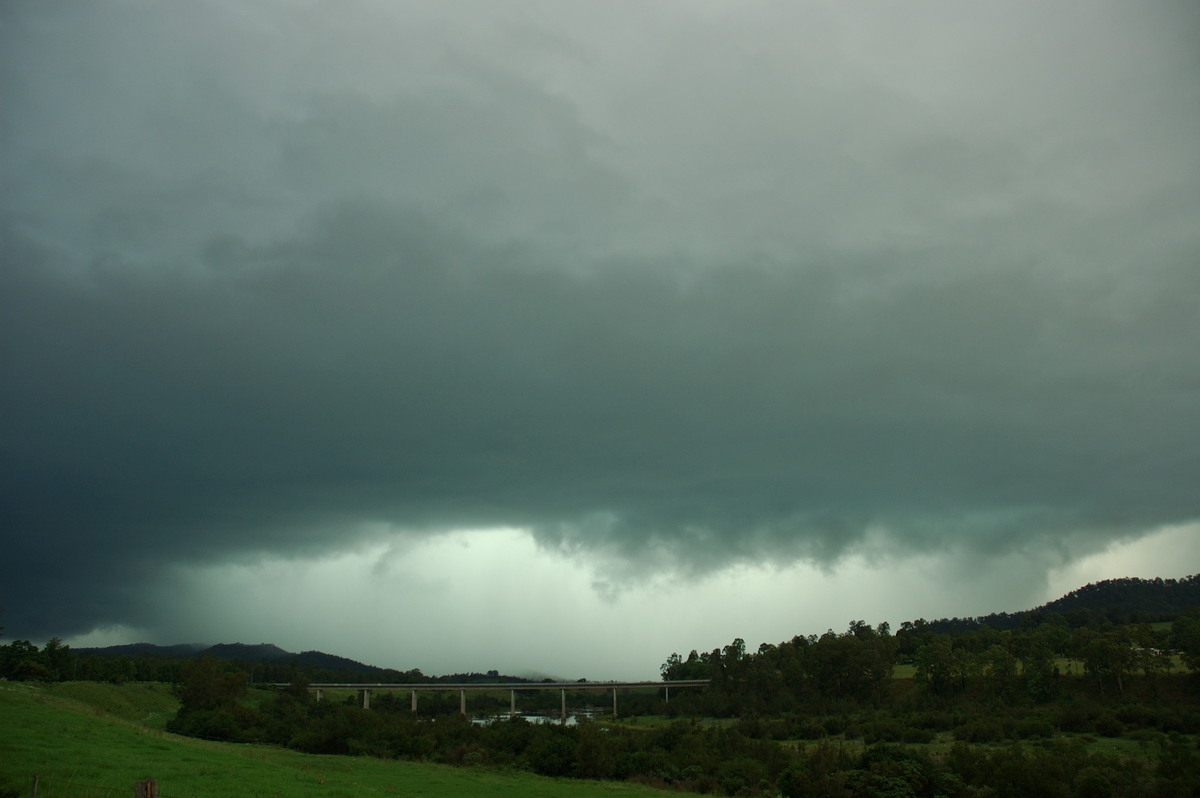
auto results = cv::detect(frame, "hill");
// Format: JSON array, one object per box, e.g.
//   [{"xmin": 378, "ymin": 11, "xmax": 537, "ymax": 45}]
[
  {"xmin": 912, "ymin": 574, "xmax": 1200, "ymax": 635},
  {"xmin": 70, "ymin": 641, "xmax": 533, "ymax": 684},
  {"xmin": 75, "ymin": 641, "xmax": 385, "ymax": 674},
  {"xmin": 1040, "ymin": 575, "xmax": 1200, "ymax": 619}
]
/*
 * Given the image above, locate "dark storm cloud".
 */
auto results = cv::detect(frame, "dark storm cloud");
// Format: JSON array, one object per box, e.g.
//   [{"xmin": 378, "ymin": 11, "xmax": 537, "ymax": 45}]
[{"xmin": 2, "ymin": 1, "xmax": 1198, "ymax": 640}]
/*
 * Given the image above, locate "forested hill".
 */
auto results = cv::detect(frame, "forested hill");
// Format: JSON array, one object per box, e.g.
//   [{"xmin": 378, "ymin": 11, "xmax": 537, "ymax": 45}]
[
  {"xmin": 67, "ymin": 641, "xmax": 537, "ymax": 685},
  {"xmin": 915, "ymin": 574, "xmax": 1200, "ymax": 635},
  {"xmin": 69, "ymin": 642, "xmax": 428, "ymax": 684},
  {"xmin": 1041, "ymin": 575, "xmax": 1200, "ymax": 617}
]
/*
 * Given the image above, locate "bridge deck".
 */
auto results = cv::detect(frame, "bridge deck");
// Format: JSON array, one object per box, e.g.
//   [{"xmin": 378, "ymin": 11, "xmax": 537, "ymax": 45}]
[{"xmin": 275, "ymin": 680, "xmax": 709, "ymax": 692}]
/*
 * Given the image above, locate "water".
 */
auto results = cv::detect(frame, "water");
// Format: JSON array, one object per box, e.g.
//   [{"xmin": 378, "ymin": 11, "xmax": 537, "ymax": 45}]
[{"xmin": 470, "ymin": 710, "xmax": 602, "ymax": 726}]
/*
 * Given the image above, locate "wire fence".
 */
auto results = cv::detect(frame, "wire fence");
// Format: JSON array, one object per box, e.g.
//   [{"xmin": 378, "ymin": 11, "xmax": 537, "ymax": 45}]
[{"xmin": 19, "ymin": 775, "xmax": 169, "ymax": 798}]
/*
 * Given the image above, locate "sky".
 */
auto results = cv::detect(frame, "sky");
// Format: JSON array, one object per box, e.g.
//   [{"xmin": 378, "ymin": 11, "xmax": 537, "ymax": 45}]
[{"xmin": 2, "ymin": 0, "xmax": 1199, "ymax": 681}]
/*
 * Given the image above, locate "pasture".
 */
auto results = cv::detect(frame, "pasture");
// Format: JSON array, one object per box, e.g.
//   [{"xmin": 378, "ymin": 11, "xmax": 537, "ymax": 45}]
[{"xmin": 0, "ymin": 681, "xmax": 687, "ymax": 797}]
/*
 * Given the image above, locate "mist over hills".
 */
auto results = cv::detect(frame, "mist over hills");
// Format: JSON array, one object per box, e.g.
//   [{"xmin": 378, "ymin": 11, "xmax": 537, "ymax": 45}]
[{"xmin": 73, "ymin": 575, "xmax": 1199, "ymax": 678}]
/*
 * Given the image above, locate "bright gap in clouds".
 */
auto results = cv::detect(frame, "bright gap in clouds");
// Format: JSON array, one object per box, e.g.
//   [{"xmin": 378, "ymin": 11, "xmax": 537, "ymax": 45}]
[
  {"xmin": 66, "ymin": 524, "xmax": 1200, "ymax": 680},
  {"xmin": 1044, "ymin": 522, "xmax": 1200, "ymax": 599}
]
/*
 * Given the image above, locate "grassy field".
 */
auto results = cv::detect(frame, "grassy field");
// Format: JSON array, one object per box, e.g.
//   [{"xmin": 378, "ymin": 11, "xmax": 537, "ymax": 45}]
[{"xmin": 0, "ymin": 682, "xmax": 688, "ymax": 798}]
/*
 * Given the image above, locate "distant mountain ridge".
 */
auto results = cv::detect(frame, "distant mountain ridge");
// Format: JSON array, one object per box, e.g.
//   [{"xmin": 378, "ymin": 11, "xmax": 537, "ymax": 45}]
[
  {"xmin": 74, "ymin": 642, "xmax": 393, "ymax": 678},
  {"xmin": 72, "ymin": 642, "xmax": 537, "ymax": 684},
  {"xmin": 912, "ymin": 574, "xmax": 1200, "ymax": 635}
]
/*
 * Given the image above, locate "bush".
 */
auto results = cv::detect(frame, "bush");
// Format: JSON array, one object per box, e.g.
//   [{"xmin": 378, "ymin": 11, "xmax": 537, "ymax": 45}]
[
  {"xmin": 901, "ymin": 726, "xmax": 936, "ymax": 744},
  {"xmin": 716, "ymin": 756, "xmax": 768, "ymax": 796},
  {"xmin": 955, "ymin": 718, "xmax": 1005, "ymax": 743},
  {"xmin": 1014, "ymin": 719, "xmax": 1055, "ymax": 740},
  {"xmin": 822, "ymin": 715, "xmax": 846, "ymax": 735},
  {"xmin": 525, "ymin": 728, "xmax": 577, "ymax": 777},
  {"xmin": 796, "ymin": 720, "xmax": 827, "ymax": 740},
  {"xmin": 1074, "ymin": 766, "xmax": 1119, "ymax": 798},
  {"xmin": 914, "ymin": 710, "xmax": 956, "ymax": 731},
  {"xmin": 168, "ymin": 708, "xmax": 241, "ymax": 741},
  {"xmin": 863, "ymin": 720, "xmax": 906, "ymax": 743},
  {"xmin": 1057, "ymin": 703, "xmax": 1096, "ymax": 733},
  {"xmin": 1094, "ymin": 713, "xmax": 1123, "ymax": 737}
]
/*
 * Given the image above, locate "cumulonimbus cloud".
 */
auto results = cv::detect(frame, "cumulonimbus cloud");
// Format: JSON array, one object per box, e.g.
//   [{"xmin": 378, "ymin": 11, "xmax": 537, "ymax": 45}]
[{"xmin": 2, "ymin": 0, "xmax": 1198, "ymax": 641}]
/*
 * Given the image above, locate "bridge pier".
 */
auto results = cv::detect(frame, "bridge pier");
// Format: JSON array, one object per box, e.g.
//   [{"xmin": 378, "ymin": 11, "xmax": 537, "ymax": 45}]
[{"xmin": 291, "ymin": 680, "xmax": 708, "ymax": 720}]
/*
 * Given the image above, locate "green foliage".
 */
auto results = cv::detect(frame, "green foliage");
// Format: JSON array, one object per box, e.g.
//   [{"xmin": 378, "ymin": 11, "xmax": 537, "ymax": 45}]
[
  {"xmin": 1173, "ymin": 609, "xmax": 1200, "ymax": 673},
  {"xmin": 0, "ymin": 682, "xmax": 677, "ymax": 798},
  {"xmin": 662, "ymin": 623, "xmax": 896, "ymax": 715},
  {"xmin": 174, "ymin": 655, "xmax": 249, "ymax": 713},
  {"xmin": 8, "ymin": 593, "xmax": 1200, "ymax": 796},
  {"xmin": 166, "ymin": 655, "xmax": 255, "ymax": 741}
]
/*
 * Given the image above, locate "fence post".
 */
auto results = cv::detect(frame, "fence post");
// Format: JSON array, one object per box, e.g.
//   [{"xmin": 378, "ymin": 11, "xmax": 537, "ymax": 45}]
[
  {"xmin": 29, "ymin": 774, "xmax": 37, "ymax": 797},
  {"xmin": 135, "ymin": 778, "xmax": 158, "ymax": 797}
]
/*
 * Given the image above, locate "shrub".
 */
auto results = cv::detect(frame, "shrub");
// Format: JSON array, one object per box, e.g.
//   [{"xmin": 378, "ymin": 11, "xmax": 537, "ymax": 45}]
[
  {"xmin": 1094, "ymin": 713, "xmax": 1123, "ymax": 738},
  {"xmin": 525, "ymin": 729, "xmax": 576, "ymax": 777},
  {"xmin": 169, "ymin": 708, "xmax": 241, "ymax": 741},
  {"xmin": 1014, "ymin": 719, "xmax": 1054, "ymax": 740},
  {"xmin": 716, "ymin": 756, "xmax": 768, "ymax": 797},
  {"xmin": 955, "ymin": 718, "xmax": 1004, "ymax": 743},
  {"xmin": 1074, "ymin": 766, "xmax": 1119, "ymax": 798},
  {"xmin": 901, "ymin": 726, "xmax": 936, "ymax": 744},
  {"xmin": 863, "ymin": 720, "xmax": 906, "ymax": 743},
  {"xmin": 822, "ymin": 715, "xmax": 846, "ymax": 735},
  {"xmin": 913, "ymin": 710, "xmax": 955, "ymax": 731},
  {"xmin": 1057, "ymin": 703, "xmax": 1095, "ymax": 733},
  {"xmin": 796, "ymin": 720, "xmax": 827, "ymax": 740}
]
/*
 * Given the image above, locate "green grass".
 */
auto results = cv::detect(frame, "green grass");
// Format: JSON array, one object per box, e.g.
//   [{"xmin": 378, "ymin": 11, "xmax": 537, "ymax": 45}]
[
  {"xmin": 39, "ymin": 680, "xmax": 182, "ymax": 729},
  {"xmin": 0, "ymin": 682, "xmax": 688, "ymax": 797}
]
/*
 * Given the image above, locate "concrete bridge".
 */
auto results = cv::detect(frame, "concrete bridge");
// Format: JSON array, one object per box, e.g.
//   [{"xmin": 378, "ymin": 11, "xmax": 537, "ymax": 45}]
[{"xmin": 279, "ymin": 680, "xmax": 710, "ymax": 723}]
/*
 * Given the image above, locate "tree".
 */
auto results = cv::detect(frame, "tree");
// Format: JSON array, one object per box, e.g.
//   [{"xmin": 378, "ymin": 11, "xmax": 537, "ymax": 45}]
[
  {"xmin": 1173, "ymin": 609, "xmax": 1200, "ymax": 672},
  {"xmin": 914, "ymin": 636, "xmax": 961, "ymax": 695},
  {"xmin": 175, "ymin": 655, "xmax": 249, "ymax": 713},
  {"xmin": 43, "ymin": 637, "xmax": 74, "ymax": 681},
  {"xmin": 1083, "ymin": 632, "xmax": 1132, "ymax": 696},
  {"xmin": 979, "ymin": 644, "xmax": 1017, "ymax": 698},
  {"xmin": 1, "ymin": 640, "xmax": 47, "ymax": 681}
]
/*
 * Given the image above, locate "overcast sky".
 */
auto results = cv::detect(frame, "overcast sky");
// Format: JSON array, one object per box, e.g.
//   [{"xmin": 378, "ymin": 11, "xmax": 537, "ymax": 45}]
[{"xmin": 3, "ymin": 1, "xmax": 1199, "ymax": 680}]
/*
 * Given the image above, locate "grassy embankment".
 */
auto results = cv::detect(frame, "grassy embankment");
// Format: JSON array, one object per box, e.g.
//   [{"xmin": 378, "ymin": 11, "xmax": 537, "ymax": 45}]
[{"xmin": 0, "ymin": 681, "xmax": 689, "ymax": 798}]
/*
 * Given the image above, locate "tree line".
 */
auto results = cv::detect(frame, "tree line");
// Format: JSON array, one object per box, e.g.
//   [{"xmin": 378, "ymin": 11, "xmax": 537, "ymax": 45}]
[
  {"xmin": 905, "ymin": 574, "xmax": 1200, "ymax": 635},
  {"xmin": 5, "ymin": 601, "xmax": 1200, "ymax": 796},
  {"xmin": 145, "ymin": 610, "xmax": 1200, "ymax": 796},
  {"xmin": 659, "ymin": 610, "xmax": 1200, "ymax": 716}
]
